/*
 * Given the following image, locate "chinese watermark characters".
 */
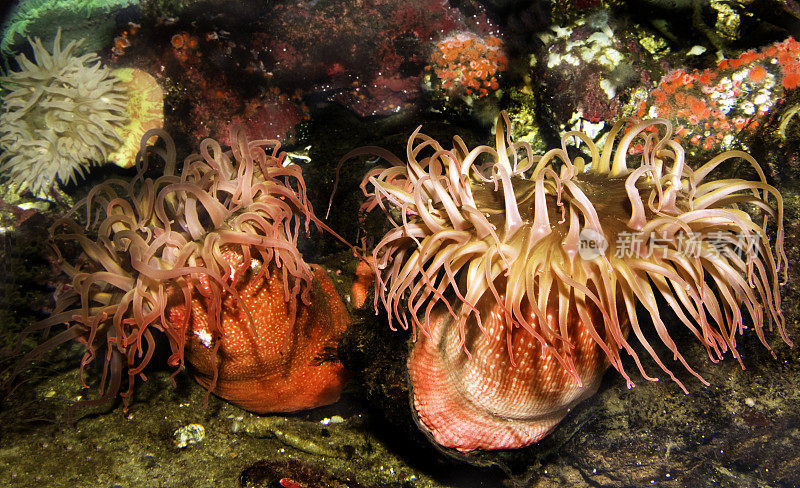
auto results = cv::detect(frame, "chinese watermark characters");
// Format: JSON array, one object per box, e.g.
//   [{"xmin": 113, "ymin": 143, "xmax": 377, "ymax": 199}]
[{"xmin": 613, "ymin": 230, "xmax": 759, "ymax": 259}]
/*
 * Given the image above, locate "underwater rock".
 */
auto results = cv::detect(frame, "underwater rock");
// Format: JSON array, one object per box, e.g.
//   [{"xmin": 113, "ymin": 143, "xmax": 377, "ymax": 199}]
[
  {"xmin": 264, "ymin": 0, "xmax": 498, "ymax": 118},
  {"xmin": 223, "ymin": 87, "xmax": 310, "ymax": 147},
  {"xmin": 239, "ymin": 458, "xmax": 370, "ymax": 488},
  {"xmin": 637, "ymin": 36, "xmax": 800, "ymax": 157},
  {"xmin": 532, "ymin": 11, "xmax": 659, "ymax": 131},
  {"xmin": 173, "ymin": 423, "xmax": 205, "ymax": 449}
]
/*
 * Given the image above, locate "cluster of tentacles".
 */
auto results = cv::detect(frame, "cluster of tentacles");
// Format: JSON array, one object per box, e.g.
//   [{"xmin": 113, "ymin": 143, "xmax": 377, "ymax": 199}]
[
  {"xmin": 360, "ymin": 112, "xmax": 789, "ymax": 391},
  {"xmin": 8, "ymin": 126, "xmax": 319, "ymax": 408}
]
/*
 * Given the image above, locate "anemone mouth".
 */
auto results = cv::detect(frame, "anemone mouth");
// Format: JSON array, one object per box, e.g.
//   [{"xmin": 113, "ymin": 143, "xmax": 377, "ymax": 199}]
[
  {"xmin": 362, "ymin": 111, "xmax": 789, "ymax": 391},
  {"xmin": 5, "ymin": 126, "xmax": 320, "ymax": 410}
]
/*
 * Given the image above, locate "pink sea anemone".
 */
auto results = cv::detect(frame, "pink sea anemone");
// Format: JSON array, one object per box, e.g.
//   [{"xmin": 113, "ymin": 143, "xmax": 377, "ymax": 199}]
[
  {"xmin": 7, "ymin": 126, "xmax": 350, "ymax": 413},
  {"xmin": 357, "ymin": 112, "xmax": 790, "ymax": 451}
]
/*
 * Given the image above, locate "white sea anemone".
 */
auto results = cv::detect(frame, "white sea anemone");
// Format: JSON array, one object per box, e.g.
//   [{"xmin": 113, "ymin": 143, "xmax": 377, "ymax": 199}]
[{"xmin": 0, "ymin": 30, "xmax": 128, "ymax": 196}]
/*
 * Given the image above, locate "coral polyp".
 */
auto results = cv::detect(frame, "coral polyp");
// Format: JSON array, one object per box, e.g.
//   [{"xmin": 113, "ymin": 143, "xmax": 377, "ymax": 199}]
[
  {"xmin": 359, "ymin": 112, "xmax": 789, "ymax": 451},
  {"xmin": 426, "ymin": 32, "xmax": 507, "ymax": 98}
]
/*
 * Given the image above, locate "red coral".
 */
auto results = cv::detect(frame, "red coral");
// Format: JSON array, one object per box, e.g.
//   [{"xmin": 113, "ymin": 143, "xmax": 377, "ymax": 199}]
[
  {"xmin": 265, "ymin": 0, "xmax": 497, "ymax": 116},
  {"xmin": 224, "ymin": 88, "xmax": 309, "ymax": 146}
]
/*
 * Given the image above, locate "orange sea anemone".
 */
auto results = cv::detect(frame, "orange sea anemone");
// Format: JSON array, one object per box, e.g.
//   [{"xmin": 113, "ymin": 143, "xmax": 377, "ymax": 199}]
[
  {"xmin": 8, "ymin": 127, "xmax": 350, "ymax": 414},
  {"xmin": 108, "ymin": 67, "xmax": 165, "ymax": 169},
  {"xmin": 357, "ymin": 112, "xmax": 790, "ymax": 452}
]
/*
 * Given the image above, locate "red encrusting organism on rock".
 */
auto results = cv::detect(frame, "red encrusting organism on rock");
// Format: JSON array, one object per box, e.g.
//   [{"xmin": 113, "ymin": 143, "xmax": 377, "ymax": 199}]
[
  {"xmin": 224, "ymin": 87, "xmax": 310, "ymax": 147},
  {"xmin": 638, "ymin": 37, "xmax": 800, "ymax": 154},
  {"xmin": 265, "ymin": 0, "xmax": 498, "ymax": 116}
]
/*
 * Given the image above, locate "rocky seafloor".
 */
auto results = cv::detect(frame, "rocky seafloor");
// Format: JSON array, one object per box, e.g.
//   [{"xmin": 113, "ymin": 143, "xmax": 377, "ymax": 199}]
[{"xmin": 1, "ymin": 291, "xmax": 798, "ymax": 488}]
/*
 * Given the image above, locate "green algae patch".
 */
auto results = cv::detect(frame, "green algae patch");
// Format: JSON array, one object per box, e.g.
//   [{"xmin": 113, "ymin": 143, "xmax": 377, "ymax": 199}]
[{"xmin": 1, "ymin": 0, "xmax": 136, "ymax": 54}]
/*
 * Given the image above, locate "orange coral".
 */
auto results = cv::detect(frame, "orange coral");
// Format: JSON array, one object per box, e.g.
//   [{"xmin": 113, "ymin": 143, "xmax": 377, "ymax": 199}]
[
  {"xmin": 428, "ymin": 32, "xmax": 507, "ymax": 98},
  {"xmin": 637, "ymin": 37, "xmax": 800, "ymax": 153}
]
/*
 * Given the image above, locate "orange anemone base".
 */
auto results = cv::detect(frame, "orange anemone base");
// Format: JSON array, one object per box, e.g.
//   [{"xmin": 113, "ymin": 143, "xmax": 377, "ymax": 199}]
[{"xmin": 169, "ymin": 253, "xmax": 351, "ymax": 413}]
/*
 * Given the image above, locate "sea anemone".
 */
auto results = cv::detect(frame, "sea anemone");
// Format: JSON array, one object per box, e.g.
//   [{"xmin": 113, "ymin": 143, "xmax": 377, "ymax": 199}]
[
  {"xmin": 9, "ymin": 125, "xmax": 350, "ymax": 413},
  {"xmin": 0, "ymin": 30, "xmax": 128, "ymax": 196},
  {"xmin": 358, "ymin": 112, "xmax": 790, "ymax": 451}
]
